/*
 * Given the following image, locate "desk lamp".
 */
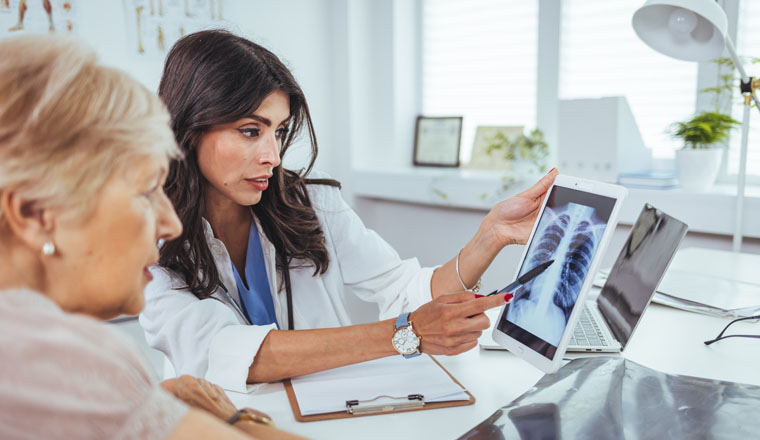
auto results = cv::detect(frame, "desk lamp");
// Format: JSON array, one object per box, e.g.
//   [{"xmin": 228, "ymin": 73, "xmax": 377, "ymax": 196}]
[{"xmin": 633, "ymin": 0, "xmax": 760, "ymax": 251}]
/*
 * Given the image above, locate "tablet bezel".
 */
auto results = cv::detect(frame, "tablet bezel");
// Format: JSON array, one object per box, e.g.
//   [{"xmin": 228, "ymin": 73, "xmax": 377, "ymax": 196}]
[{"xmin": 491, "ymin": 174, "xmax": 627, "ymax": 373}]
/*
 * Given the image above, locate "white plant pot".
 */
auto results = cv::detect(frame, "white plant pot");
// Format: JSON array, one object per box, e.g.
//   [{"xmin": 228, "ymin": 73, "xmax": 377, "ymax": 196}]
[{"xmin": 675, "ymin": 148, "xmax": 723, "ymax": 192}]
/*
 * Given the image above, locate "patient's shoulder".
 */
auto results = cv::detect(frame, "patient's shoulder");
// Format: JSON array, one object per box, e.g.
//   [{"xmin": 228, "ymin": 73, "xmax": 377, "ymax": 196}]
[{"xmin": 0, "ymin": 289, "xmax": 188, "ymax": 438}]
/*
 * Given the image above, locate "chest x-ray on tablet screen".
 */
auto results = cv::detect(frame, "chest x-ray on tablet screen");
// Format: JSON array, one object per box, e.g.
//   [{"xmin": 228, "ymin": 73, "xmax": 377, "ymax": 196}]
[{"xmin": 500, "ymin": 186, "xmax": 617, "ymax": 359}]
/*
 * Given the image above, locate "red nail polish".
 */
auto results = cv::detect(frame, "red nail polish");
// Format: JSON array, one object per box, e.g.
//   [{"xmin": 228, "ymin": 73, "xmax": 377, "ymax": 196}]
[
  {"xmin": 504, "ymin": 293, "xmax": 514, "ymax": 302},
  {"xmin": 474, "ymin": 294, "xmax": 484, "ymax": 299},
  {"xmin": 548, "ymin": 167, "xmax": 557, "ymax": 174}
]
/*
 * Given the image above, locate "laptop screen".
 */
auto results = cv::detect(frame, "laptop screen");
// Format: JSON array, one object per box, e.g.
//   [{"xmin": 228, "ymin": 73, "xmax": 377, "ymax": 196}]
[{"xmin": 597, "ymin": 204, "xmax": 688, "ymax": 349}]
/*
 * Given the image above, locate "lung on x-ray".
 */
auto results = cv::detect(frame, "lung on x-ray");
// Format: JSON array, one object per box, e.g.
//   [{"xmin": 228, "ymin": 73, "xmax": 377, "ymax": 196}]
[{"xmin": 505, "ymin": 187, "xmax": 616, "ymax": 350}]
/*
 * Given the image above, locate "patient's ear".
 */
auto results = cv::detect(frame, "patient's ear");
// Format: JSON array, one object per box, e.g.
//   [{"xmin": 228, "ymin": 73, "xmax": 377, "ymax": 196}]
[{"xmin": 0, "ymin": 190, "xmax": 55, "ymax": 252}]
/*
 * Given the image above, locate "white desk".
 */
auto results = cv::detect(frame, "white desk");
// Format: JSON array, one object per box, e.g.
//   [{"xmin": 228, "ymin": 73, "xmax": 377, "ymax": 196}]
[{"xmin": 226, "ymin": 301, "xmax": 760, "ymax": 440}]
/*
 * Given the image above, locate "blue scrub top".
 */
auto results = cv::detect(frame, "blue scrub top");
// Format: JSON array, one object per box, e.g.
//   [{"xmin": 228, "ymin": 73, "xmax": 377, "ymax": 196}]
[{"xmin": 231, "ymin": 222, "xmax": 278, "ymax": 328}]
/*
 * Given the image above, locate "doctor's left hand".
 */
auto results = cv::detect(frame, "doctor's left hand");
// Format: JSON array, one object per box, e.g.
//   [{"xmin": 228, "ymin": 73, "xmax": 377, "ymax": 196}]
[{"xmin": 480, "ymin": 168, "xmax": 557, "ymax": 247}]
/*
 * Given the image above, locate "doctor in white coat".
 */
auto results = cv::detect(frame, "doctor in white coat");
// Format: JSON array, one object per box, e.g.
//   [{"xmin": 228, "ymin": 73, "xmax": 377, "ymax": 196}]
[{"xmin": 140, "ymin": 30, "xmax": 557, "ymax": 393}]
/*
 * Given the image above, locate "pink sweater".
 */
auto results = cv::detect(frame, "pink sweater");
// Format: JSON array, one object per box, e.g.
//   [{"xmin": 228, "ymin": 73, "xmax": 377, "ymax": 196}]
[{"xmin": 0, "ymin": 289, "xmax": 187, "ymax": 439}]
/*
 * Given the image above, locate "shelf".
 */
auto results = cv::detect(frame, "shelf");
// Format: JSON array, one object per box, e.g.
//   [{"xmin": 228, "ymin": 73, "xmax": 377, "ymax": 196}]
[{"xmin": 352, "ymin": 167, "xmax": 760, "ymax": 238}]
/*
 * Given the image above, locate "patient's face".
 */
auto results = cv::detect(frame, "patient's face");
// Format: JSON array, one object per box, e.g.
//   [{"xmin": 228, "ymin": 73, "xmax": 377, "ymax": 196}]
[{"xmin": 47, "ymin": 155, "xmax": 182, "ymax": 319}]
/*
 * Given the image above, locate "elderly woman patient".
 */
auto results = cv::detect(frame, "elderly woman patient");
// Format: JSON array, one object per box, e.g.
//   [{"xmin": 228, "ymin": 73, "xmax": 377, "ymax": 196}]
[{"xmin": 0, "ymin": 35, "xmax": 301, "ymax": 440}]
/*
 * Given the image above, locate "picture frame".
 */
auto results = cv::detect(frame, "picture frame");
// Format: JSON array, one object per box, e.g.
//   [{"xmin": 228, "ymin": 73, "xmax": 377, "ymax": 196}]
[
  {"xmin": 413, "ymin": 116, "xmax": 463, "ymax": 167},
  {"xmin": 463, "ymin": 125, "xmax": 524, "ymax": 171}
]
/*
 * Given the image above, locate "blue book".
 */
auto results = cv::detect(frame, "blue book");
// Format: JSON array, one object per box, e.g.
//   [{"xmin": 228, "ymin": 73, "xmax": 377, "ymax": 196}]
[{"xmin": 618, "ymin": 171, "xmax": 678, "ymax": 188}]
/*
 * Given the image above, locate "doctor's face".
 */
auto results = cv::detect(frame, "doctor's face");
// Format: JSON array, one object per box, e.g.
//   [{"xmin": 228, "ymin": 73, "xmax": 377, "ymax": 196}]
[
  {"xmin": 46, "ymin": 154, "xmax": 182, "ymax": 319},
  {"xmin": 196, "ymin": 91, "xmax": 288, "ymax": 208}
]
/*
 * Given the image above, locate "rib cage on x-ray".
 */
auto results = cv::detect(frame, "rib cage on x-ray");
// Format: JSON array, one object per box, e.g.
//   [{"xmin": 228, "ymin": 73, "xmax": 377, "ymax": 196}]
[{"xmin": 507, "ymin": 203, "xmax": 606, "ymax": 346}]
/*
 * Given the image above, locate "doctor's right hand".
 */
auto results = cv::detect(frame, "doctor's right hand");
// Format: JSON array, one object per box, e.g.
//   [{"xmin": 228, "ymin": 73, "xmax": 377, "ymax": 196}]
[{"xmin": 410, "ymin": 291, "xmax": 510, "ymax": 355}]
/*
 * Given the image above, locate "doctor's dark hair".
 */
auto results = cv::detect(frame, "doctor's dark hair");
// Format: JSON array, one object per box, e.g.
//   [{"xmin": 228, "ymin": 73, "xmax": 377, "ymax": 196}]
[{"xmin": 157, "ymin": 30, "xmax": 339, "ymax": 300}]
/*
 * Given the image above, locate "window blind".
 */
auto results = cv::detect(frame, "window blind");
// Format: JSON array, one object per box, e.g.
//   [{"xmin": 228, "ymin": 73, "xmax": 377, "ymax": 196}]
[
  {"xmin": 559, "ymin": 0, "xmax": 698, "ymax": 159},
  {"xmin": 421, "ymin": 0, "xmax": 538, "ymax": 162},
  {"xmin": 728, "ymin": 0, "xmax": 760, "ymax": 177}
]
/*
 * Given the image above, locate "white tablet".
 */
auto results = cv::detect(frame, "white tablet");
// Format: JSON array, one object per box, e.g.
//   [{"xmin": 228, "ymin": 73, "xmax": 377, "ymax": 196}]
[{"xmin": 491, "ymin": 174, "xmax": 627, "ymax": 373}]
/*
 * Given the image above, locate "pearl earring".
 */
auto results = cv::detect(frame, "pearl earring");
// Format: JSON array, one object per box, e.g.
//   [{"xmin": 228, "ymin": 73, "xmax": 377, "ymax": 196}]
[{"xmin": 41, "ymin": 241, "xmax": 55, "ymax": 256}]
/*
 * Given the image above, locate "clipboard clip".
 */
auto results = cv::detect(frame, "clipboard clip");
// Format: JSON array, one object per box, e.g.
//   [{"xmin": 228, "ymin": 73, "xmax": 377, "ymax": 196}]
[{"xmin": 345, "ymin": 394, "xmax": 425, "ymax": 415}]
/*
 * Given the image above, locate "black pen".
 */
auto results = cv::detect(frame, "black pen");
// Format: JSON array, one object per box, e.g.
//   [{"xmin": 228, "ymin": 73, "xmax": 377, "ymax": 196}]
[{"xmin": 486, "ymin": 260, "xmax": 555, "ymax": 296}]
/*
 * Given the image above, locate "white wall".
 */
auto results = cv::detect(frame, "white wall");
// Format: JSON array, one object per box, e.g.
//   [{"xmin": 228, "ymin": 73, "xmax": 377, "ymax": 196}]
[{"xmin": 75, "ymin": 0, "xmax": 343, "ymax": 179}]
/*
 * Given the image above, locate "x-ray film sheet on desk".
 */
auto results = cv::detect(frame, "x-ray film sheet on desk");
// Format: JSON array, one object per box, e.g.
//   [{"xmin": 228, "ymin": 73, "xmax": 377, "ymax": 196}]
[
  {"xmin": 290, "ymin": 354, "xmax": 469, "ymax": 416},
  {"xmin": 458, "ymin": 357, "xmax": 760, "ymax": 440}
]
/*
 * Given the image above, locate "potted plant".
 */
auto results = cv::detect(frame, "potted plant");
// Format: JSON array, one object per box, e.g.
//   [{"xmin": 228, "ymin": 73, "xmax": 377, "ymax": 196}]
[
  {"xmin": 671, "ymin": 112, "xmax": 739, "ymax": 192},
  {"xmin": 485, "ymin": 127, "xmax": 549, "ymax": 179},
  {"xmin": 670, "ymin": 56, "xmax": 758, "ymax": 192}
]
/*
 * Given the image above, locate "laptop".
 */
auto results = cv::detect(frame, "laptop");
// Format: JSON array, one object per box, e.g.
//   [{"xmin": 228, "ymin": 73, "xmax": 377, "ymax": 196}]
[
  {"xmin": 480, "ymin": 204, "xmax": 687, "ymax": 353},
  {"xmin": 566, "ymin": 204, "xmax": 688, "ymax": 353}
]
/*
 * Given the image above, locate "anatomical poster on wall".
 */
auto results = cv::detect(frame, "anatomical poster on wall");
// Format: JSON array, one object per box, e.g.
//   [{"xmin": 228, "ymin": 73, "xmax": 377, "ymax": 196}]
[
  {"xmin": 0, "ymin": 0, "xmax": 75, "ymax": 38},
  {"xmin": 505, "ymin": 187, "xmax": 616, "ymax": 350},
  {"xmin": 123, "ymin": 0, "xmax": 224, "ymax": 58}
]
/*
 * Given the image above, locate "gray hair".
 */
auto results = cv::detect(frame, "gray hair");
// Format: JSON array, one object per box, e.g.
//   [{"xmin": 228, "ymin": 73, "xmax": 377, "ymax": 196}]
[{"xmin": 0, "ymin": 34, "xmax": 180, "ymax": 227}]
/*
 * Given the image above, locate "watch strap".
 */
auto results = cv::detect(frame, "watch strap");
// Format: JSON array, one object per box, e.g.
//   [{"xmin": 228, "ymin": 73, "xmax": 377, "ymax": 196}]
[{"xmin": 395, "ymin": 312, "xmax": 411, "ymax": 330}]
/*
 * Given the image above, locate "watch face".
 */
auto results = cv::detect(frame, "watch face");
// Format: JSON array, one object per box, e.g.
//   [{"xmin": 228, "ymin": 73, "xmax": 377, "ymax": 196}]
[{"xmin": 392, "ymin": 327, "xmax": 420, "ymax": 355}]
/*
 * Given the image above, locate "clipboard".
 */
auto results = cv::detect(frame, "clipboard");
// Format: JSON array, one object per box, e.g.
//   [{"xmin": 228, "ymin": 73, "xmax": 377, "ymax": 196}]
[{"xmin": 283, "ymin": 355, "xmax": 475, "ymax": 422}]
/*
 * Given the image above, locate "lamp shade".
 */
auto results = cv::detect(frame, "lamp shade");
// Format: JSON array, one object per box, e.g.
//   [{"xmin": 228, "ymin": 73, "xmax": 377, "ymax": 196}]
[{"xmin": 632, "ymin": 0, "xmax": 727, "ymax": 61}]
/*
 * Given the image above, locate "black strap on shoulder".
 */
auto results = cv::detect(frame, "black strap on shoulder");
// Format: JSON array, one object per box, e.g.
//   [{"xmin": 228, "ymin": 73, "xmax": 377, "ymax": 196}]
[
  {"xmin": 304, "ymin": 177, "xmax": 341, "ymax": 189},
  {"xmin": 283, "ymin": 268, "xmax": 294, "ymax": 330}
]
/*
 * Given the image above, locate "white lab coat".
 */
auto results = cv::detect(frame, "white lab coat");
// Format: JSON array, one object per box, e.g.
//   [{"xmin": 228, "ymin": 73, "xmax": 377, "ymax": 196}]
[{"xmin": 139, "ymin": 173, "xmax": 436, "ymax": 392}]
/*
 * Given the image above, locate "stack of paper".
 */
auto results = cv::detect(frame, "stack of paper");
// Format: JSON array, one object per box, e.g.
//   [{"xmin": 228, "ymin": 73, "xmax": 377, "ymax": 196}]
[
  {"xmin": 654, "ymin": 269, "xmax": 760, "ymax": 318},
  {"xmin": 290, "ymin": 355, "xmax": 470, "ymax": 416},
  {"xmin": 594, "ymin": 247, "xmax": 760, "ymax": 319}
]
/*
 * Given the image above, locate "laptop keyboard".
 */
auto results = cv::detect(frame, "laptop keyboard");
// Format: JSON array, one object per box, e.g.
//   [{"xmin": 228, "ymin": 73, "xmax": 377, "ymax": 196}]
[{"xmin": 569, "ymin": 306, "xmax": 608, "ymax": 347}]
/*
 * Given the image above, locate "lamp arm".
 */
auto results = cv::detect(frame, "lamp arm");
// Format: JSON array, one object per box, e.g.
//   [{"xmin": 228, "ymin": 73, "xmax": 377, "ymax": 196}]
[{"xmin": 724, "ymin": 37, "xmax": 750, "ymax": 84}]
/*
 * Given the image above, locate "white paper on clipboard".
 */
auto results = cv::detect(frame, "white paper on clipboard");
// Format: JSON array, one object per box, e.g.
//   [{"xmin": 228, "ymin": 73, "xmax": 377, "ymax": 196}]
[{"xmin": 289, "ymin": 354, "xmax": 469, "ymax": 416}]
